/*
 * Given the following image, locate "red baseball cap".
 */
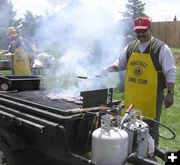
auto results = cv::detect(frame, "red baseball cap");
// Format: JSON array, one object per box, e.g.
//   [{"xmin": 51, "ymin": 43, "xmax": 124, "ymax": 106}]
[{"xmin": 134, "ymin": 17, "xmax": 151, "ymax": 30}]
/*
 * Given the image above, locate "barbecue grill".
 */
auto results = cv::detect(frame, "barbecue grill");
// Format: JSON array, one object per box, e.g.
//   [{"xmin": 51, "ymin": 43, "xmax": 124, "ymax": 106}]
[{"xmin": 0, "ymin": 87, "xmax": 120, "ymax": 161}]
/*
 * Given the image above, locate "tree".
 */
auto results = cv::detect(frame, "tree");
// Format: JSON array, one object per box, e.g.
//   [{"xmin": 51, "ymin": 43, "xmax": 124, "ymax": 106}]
[
  {"xmin": 124, "ymin": 0, "xmax": 146, "ymax": 20},
  {"xmin": 17, "ymin": 10, "xmax": 42, "ymax": 39},
  {"xmin": 173, "ymin": 15, "xmax": 177, "ymax": 21},
  {"xmin": 120, "ymin": 0, "xmax": 147, "ymax": 39},
  {"xmin": 0, "ymin": 0, "xmax": 16, "ymax": 48},
  {"xmin": 0, "ymin": 1, "xmax": 43, "ymax": 49}
]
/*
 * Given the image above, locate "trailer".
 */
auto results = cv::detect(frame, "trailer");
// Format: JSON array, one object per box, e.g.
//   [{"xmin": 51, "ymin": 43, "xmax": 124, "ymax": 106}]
[{"xmin": 0, "ymin": 74, "xmax": 169, "ymax": 165}]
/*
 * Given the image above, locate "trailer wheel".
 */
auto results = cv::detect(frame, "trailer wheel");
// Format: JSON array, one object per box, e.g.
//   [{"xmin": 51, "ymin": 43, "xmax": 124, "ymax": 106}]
[{"xmin": 0, "ymin": 141, "xmax": 20, "ymax": 165}]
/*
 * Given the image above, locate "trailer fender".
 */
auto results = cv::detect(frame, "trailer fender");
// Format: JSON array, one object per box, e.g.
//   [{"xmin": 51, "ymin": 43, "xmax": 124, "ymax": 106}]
[{"xmin": 0, "ymin": 128, "xmax": 27, "ymax": 151}]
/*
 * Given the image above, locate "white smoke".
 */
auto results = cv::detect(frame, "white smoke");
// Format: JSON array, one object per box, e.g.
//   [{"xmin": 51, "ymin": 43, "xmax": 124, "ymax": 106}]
[{"xmin": 35, "ymin": 0, "xmax": 127, "ymax": 97}]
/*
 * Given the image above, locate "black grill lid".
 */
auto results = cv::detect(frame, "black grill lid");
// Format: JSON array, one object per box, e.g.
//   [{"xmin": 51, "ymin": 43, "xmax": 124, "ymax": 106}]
[{"xmin": 80, "ymin": 88, "xmax": 113, "ymax": 108}]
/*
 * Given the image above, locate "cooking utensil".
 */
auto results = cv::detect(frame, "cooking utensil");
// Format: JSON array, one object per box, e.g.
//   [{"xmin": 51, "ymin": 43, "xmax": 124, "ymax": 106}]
[
  {"xmin": 77, "ymin": 75, "xmax": 100, "ymax": 80},
  {"xmin": 77, "ymin": 76, "xmax": 95, "ymax": 79}
]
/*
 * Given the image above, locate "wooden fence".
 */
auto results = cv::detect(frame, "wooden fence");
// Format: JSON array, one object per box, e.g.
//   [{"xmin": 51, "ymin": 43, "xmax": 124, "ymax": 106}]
[{"xmin": 151, "ymin": 21, "xmax": 180, "ymax": 48}]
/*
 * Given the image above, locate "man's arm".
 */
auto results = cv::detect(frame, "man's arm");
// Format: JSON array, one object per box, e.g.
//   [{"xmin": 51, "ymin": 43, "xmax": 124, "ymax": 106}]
[
  {"xmin": 96, "ymin": 46, "xmax": 128, "ymax": 77},
  {"xmin": 95, "ymin": 63, "xmax": 118, "ymax": 77},
  {"xmin": 0, "ymin": 49, "xmax": 8, "ymax": 54},
  {"xmin": 160, "ymin": 44, "xmax": 176, "ymax": 108}
]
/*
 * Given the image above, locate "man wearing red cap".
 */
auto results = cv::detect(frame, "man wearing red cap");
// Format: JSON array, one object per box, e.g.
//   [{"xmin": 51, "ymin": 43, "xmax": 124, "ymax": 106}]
[{"xmin": 98, "ymin": 17, "xmax": 176, "ymax": 147}]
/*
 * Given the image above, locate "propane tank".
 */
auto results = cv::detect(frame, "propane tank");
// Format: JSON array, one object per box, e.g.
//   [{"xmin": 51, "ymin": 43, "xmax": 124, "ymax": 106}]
[
  {"xmin": 91, "ymin": 114, "xmax": 128, "ymax": 165},
  {"xmin": 123, "ymin": 110, "xmax": 151, "ymax": 158}
]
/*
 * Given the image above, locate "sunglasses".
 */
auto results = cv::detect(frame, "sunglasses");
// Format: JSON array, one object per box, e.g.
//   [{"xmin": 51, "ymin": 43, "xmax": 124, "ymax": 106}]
[{"xmin": 135, "ymin": 29, "xmax": 148, "ymax": 34}]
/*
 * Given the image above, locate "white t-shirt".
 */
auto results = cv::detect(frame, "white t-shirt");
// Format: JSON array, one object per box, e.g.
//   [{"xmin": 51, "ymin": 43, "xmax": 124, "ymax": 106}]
[{"xmin": 115, "ymin": 37, "xmax": 176, "ymax": 83}]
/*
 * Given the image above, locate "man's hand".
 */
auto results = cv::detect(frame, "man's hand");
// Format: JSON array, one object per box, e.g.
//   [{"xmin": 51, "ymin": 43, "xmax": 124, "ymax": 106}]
[
  {"xmin": 4, "ymin": 52, "xmax": 13, "ymax": 58},
  {"xmin": 164, "ymin": 93, "xmax": 174, "ymax": 108}
]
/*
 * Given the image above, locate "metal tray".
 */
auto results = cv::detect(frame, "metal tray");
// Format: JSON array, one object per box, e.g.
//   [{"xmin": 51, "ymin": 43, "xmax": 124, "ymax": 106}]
[{"xmin": 0, "ymin": 74, "xmax": 42, "ymax": 91}]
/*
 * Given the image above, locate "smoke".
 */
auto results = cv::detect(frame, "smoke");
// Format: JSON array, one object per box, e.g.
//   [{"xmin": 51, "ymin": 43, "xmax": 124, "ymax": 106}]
[{"xmin": 35, "ymin": 0, "xmax": 127, "ymax": 97}]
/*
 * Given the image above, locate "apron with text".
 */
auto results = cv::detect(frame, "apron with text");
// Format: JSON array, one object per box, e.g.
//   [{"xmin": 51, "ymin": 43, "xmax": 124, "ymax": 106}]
[
  {"xmin": 13, "ymin": 47, "xmax": 31, "ymax": 74},
  {"xmin": 125, "ymin": 51, "xmax": 158, "ymax": 119}
]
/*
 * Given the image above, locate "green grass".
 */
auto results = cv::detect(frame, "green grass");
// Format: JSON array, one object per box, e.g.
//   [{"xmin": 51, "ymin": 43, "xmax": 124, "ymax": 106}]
[{"xmin": 159, "ymin": 49, "xmax": 180, "ymax": 151}]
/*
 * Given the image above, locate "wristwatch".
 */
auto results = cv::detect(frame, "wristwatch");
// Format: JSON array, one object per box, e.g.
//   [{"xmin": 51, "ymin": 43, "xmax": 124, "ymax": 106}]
[{"xmin": 167, "ymin": 90, "xmax": 174, "ymax": 94}]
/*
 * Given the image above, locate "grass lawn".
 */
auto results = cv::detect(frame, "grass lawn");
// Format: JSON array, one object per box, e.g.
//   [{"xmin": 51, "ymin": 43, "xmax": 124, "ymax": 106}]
[
  {"xmin": 159, "ymin": 67, "xmax": 180, "ymax": 151},
  {"xmin": 159, "ymin": 48, "xmax": 180, "ymax": 151}
]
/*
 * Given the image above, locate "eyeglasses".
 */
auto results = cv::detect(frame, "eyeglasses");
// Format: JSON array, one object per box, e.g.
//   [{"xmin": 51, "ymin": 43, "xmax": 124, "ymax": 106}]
[{"xmin": 135, "ymin": 29, "xmax": 148, "ymax": 34}]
